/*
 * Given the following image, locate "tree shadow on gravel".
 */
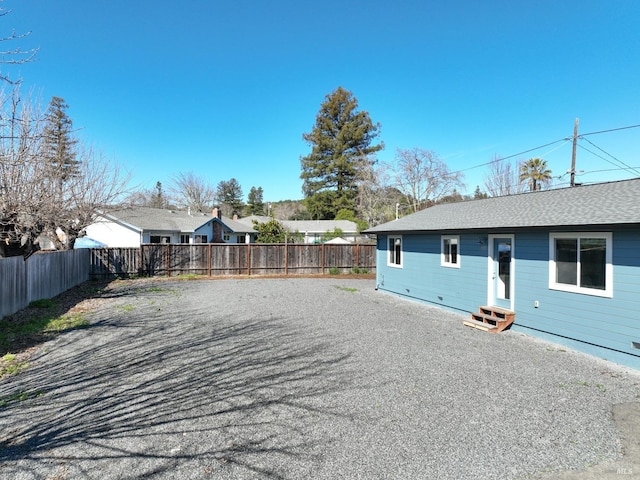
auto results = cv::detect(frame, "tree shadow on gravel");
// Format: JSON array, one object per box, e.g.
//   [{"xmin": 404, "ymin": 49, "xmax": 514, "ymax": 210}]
[{"xmin": 0, "ymin": 285, "xmax": 360, "ymax": 479}]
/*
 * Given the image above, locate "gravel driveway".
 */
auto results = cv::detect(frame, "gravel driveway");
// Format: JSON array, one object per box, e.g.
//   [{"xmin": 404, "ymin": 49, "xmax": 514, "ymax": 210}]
[{"xmin": 1, "ymin": 277, "xmax": 639, "ymax": 479}]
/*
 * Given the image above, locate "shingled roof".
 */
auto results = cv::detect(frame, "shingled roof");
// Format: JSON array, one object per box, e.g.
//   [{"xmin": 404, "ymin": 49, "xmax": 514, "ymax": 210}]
[
  {"xmin": 237, "ymin": 216, "xmax": 358, "ymax": 233},
  {"xmin": 104, "ymin": 207, "xmax": 256, "ymax": 234},
  {"xmin": 366, "ymin": 178, "xmax": 640, "ymax": 234}
]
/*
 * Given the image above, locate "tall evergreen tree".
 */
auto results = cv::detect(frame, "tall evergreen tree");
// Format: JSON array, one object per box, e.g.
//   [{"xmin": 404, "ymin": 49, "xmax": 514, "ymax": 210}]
[
  {"xmin": 300, "ymin": 87, "xmax": 383, "ymax": 219},
  {"xmin": 473, "ymin": 185, "xmax": 488, "ymax": 199},
  {"xmin": 150, "ymin": 181, "xmax": 167, "ymax": 208},
  {"xmin": 215, "ymin": 178, "xmax": 244, "ymax": 217},
  {"xmin": 42, "ymin": 96, "xmax": 79, "ymax": 197},
  {"xmin": 246, "ymin": 186, "xmax": 265, "ymax": 215}
]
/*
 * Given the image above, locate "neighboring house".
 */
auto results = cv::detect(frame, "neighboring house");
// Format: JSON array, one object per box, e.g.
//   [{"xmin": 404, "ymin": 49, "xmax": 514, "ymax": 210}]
[
  {"xmin": 85, "ymin": 207, "xmax": 257, "ymax": 247},
  {"xmin": 238, "ymin": 216, "xmax": 359, "ymax": 243},
  {"xmin": 365, "ymin": 179, "xmax": 640, "ymax": 370}
]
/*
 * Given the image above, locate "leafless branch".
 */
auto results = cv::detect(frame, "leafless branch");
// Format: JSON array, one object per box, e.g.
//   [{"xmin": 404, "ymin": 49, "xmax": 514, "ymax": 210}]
[
  {"xmin": 0, "ymin": 89, "xmax": 130, "ymax": 256},
  {"xmin": 386, "ymin": 148, "xmax": 465, "ymax": 212}
]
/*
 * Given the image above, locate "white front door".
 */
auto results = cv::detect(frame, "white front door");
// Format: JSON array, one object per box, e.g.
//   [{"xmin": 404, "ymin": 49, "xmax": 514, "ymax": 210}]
[{"xmin": 488, "ymin": 235, "xmax": 514, "ymax": 310}]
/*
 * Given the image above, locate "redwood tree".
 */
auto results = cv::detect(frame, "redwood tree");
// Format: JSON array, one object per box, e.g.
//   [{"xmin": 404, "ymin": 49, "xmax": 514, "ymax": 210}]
[{"xmin": 300, "ymin": 87, "xmax": 383, "ymax": 219}]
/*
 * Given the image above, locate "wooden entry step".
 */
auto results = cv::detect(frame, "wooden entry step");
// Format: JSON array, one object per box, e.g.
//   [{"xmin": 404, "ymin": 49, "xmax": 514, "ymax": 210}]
[{"xmin": 463, "ymin": 306, "xmax": 515, "ymax": 333}]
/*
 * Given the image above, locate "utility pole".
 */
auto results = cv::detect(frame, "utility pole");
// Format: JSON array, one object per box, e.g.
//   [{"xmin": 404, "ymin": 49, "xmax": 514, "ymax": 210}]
[{"xmin": 570, "ymin": 118, "xmax": 579, "ymax": 187}]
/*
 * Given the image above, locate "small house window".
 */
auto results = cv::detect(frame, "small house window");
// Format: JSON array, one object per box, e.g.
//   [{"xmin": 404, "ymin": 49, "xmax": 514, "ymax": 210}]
[
  {"xmin": 549, "ymin": 232, "xmax": 612, "ymax": 297},
  {"xmin": 180, "ymin": 234, "xmax": 190, "ymax": 244},
  {"xmin": 150, "ymin": 235, "xmax": 170, "ymax": 244},
  {"xmin": 441, "ymin": 236, "xmax": 460, "ymax": 268},
  {"xmin": 388, "ymin": 236, "xmax": 402, "ymax": 267},
  {"xmin": 194, "ymin": 235, "xmax": 208, "ymax": 243}
]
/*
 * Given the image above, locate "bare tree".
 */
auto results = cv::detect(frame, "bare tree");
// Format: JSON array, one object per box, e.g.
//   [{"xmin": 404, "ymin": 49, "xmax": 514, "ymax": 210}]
[
  {"xmin": 125, "ymin": 181, "xmax": 176, "ymax": 209},
  {"xmin": 46, "ymin": 146, "xmax": 130, "ymax": 250},
  {"xmin": 386, "ymin": 148, "xmax": 465, "ymax": 213},
  {"xmin": 483, "ymin": 155, "xmax": 527, "ymax": 197},
  {"xmin": 170, "ymin": 171, "xmax": 215, "ymax": 212},
  {"xmin": 0, "ymin": 89, "xmax": 130, "ymax": 257},
  {"xmin": 355, "ymin": 156, "xmax": 399, "ymax": 226},
  {"xmin": 0, "ymin": 89, "xmax": 46, "ymax": 256},
  {"xmin": 0, "ymin": 3, "xmax": 38, "ymax": 84}
]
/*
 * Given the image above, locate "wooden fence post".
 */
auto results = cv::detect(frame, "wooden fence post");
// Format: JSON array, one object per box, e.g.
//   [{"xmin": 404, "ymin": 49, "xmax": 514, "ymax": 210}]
[
  {"xmin": 166, "ymin": 244, "xmax": 171, "ymax": 277},
  {"xmin": 285, "ymin": 240, "xmax": 288, "ymax": 275}
]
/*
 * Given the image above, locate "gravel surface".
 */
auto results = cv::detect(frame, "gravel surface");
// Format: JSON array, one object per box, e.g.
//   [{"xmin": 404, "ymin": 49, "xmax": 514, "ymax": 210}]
[{"xmin": 1, "ymin": 277, "xmax": 639, "ymax": 479}]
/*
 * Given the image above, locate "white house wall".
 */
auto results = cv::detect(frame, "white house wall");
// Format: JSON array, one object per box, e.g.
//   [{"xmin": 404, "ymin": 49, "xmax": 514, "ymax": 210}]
[{"xmin": 85, "ymin": 220, "xmax": 141, "ymax": 248}]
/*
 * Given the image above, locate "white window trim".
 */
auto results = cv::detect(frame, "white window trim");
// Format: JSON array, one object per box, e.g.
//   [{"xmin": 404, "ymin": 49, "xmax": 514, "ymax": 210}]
[
  {"xmin": 387, "ymin": 235, "xmax": 403, "ymax": 268},
  {"xmin": 548, "ymin": 232, "xmax": 613, "ymax": 298},
  {"xmin": 441, "ymin": 235, "xmax": 460, "ymax": 268}
]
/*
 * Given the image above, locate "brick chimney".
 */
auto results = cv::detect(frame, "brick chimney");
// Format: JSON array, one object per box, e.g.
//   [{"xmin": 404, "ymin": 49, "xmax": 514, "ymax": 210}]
[{"xmin": 212, "ymin": 207, "xmax": 221, "ymax": 219}]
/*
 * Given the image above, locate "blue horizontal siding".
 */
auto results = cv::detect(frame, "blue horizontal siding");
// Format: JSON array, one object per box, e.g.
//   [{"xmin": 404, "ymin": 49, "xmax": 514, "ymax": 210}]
[
  {"xmin": 375, "ymin": 229, "xmax": 640, "ymax": 369},
  {"xmin": 513, "ymin": 230, "xmax": 640, "ymax": 361},
  {"xmin": 376, "ymin": 233, "xmax": 488, "ymax": 315}
]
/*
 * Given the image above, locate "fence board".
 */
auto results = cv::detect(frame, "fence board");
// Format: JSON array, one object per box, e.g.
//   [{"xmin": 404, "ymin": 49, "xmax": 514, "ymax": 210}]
[
  {"xmin": 0, "ymin": 256, "xmax": 26, "ymax": 318},
  {"xmin": 89, "ymin": 243, "xmax": 376, "ymax": 278},
  {"xmin": 1, "ymin": 249, "xmax": 90, "ymax": 319}
]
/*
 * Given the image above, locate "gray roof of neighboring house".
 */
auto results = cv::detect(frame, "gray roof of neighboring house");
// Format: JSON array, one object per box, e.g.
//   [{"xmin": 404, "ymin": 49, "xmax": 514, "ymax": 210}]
[
  {"xmin": 236, "ymin": 216, "xmax": 358, "ymax": 233},
  {"xmin": 366, "ymin": 178, "xmax": 640, "ymax": 234},
  {"xmin": 103, "ymin": 207, "xmax": 256, "ymax": 234},
  {"xmin": 281, "ymin": 219, "xmax": 357, "ymax": 233}
]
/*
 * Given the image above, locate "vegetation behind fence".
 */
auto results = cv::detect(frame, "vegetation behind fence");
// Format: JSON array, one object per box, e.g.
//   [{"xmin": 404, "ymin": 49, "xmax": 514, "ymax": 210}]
[{"xmin": 90, "ymin": 243, "xmax": 376, "ymax": 278}]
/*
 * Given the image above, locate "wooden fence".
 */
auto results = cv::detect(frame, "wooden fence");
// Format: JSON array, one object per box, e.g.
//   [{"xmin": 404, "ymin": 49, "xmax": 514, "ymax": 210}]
[
  {"xmin": 0, "ymin": 249, "xmax": 90, "ymax": 319},
  {"xmin": 90, "ymin": 243, "xmax": 376, "ymax": 278}
]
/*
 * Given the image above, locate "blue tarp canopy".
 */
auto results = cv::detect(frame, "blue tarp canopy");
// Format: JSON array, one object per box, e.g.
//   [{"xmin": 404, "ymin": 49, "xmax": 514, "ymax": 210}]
[{"xmin": 74, "ymin": 237, "xmax": 107, "ymax": 249}]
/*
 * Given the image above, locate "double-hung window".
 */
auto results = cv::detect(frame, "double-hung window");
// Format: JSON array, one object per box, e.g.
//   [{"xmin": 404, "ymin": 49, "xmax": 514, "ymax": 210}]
[
  {"xmin": 388, "ymin": 236, "xmax": 402, "ymax": 267},
  {"xmin": 441, "ymin": 236, "xmax": 460, "ymax": 268},
  {"xmin": 549, "ymin": 232, "xmax": 612, "ymax": 297}
]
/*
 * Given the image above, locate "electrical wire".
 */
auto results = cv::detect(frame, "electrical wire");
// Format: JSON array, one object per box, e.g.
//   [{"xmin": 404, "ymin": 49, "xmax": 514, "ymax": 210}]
[
  {"xmin": 579, "ymin": 137, "xmax": 640, "ymax": 177},
  {"xmin": 576, "ymin": 143, "xmax": 640, "ymax": 178},
  {"xmin": 452, "ymin": 138, "xmax": 569, "ymax": 174},
  {"xmin": 449, "ymin": 122, "xmax": 640, "ymax": 181},
  {"xmin": 580, "ymin": 124, "xmax": 640, "ymax": 137}
]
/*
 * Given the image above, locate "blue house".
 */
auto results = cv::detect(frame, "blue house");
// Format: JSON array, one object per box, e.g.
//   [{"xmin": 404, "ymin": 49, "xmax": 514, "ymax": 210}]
[{"xmin": 366, "ymin": 179, "xmax": 640, "ymax": 370}]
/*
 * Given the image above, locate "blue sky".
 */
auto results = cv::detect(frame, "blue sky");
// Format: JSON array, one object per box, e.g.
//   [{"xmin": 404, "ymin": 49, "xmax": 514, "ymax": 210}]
[{"xmin": 7, "ymin": 0, "xmax": 640, "ymax": 202}]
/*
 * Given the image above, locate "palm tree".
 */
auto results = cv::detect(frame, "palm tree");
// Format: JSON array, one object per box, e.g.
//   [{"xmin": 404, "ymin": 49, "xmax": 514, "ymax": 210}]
[{"xmin": 519, "ymin": 158, "xmax": 553, "ymax": 191}]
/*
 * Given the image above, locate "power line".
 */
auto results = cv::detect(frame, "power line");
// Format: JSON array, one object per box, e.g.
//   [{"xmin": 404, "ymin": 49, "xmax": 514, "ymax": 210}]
[
  {"xmin": 434, "ymin": 121, "xmax": 640, "ymax": 185},
  {"xmin": 576, "ymin": 166, "xmax": 640, "ymax": 177},
  {"xmin": 579, "ymin": 137, "xmax": 640, "ymax": 176},
  {"xmin": 453, "ymin": 138, "xmax": 568, "ymax": 174},
  {"xmin": 580, "ymin": 123, "xmax": 640, "ymax": 137},
  {"xmin": 576, "ymin": 143, "xmax": 640, "ymax": 177}
]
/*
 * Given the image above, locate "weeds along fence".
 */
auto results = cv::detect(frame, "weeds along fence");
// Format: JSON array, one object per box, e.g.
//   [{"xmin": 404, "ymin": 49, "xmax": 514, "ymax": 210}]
[
  {"xmin": 0, "ymin": 249, "xmax": 90, "ymax": 318},
  {"xmin": 90, "ymin": 243, "xmax": 376, "ymax": 278}
]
